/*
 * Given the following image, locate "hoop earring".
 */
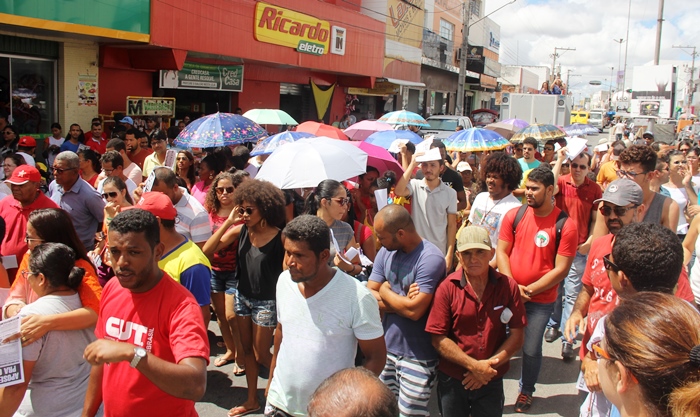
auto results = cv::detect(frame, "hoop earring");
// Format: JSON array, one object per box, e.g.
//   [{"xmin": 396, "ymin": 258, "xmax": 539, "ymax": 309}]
[{"xmin": 260, "ymin": 218, "xmax": 267, "ymax": 229}]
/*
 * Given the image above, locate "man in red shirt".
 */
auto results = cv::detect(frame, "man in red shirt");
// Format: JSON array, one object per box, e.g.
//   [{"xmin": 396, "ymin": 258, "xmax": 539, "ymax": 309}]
[
  {"xmin": 0, "ymin": 165, "xmax": 58, "ymax": 282},
  {"xmin": 496, "ymin": 165, "xmax": 578, "ymax": 412},
  {"xmin": 81, "ymin": 209, "xmax": 209, "ymax": 417},
  {"xmin": 84, "ymin": 122, "xmax": 108, "ymax": 155},
  {"xmin": 125, "ymin": 128, "xmax": 151, "ymax": 171},
  {"xmin": 426, "ymin": 226, "xmax": 526, "ymax": 416},
  {"xmin": 546, "ymin": 150, "xmax": 602, "ymax": 360}
]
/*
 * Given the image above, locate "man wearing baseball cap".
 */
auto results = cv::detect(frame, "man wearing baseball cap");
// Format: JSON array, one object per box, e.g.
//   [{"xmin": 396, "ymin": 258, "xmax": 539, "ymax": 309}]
[
  {"xmin": 0, "ymin": 165, "xmax": 58, "ymax": 281},
  {"xmin": 426, "ymin": 226, "xmax": 526, "ymax": 416},
  {"xmin": 564, "ymin": 177, "xmax": 694, "ymax": 416},
  {"xmin": 136, "ymin": 192, "xmax": 211, "ymax": 328}
]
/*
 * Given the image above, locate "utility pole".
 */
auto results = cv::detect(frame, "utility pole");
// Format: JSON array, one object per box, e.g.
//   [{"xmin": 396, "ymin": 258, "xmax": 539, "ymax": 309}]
[
  {"xmin": 654, "ymin": 0, "xmax": 665, "ymax": 65},
  {"xmin": 609, "ymin": 66, "xmax": 615, "ymax": 109},
  {"xmin": 673, "ymin": 45, "xmax": 698, "ymax": 114},
  {"xmin": 622, "ymin": 0, "xmax": 631, "ymax": 92},
  {"xmin": 550, "ymin": 47, "xmax": 576, "ymax": 82},
  {"xmin": 613, "ymin": 38, "xmax": 624, "ymax": 90}
]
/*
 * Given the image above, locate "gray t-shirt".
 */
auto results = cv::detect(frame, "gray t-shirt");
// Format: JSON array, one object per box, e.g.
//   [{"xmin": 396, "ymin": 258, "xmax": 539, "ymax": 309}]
[
  {"xmin": 407, "ymin": 179, "xmax": 458, "ymax": 255},
  {"xmin": 17, "ymin": 294, "xmax": 96, "ymax": 417}
]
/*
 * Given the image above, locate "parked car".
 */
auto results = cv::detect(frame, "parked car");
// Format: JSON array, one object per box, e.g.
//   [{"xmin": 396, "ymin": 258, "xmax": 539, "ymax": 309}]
[
  {"xmin": 422, "ymin": 115, "xmax": 474, "ymax": 140},
  {"xmin": 589, "ymin": 110, "xmax": 605, "ymax": 132}
]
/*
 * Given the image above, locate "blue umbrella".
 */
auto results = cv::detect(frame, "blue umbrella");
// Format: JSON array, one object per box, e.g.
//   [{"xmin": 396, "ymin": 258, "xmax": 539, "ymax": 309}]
[
  {"xmin": 364, "ymin": 130, "xmax": 423, "ymax": 149},
  {"xmin": 443, "ymin": 128, "xmax": 510, "ymax": 152},
  {"xmin": 378, "ymin": 110, "xmax": 430, "ymax": 127},
  {"xmin": 563, "ymin": 124, "xmax": 587, "ymax": 137},
  {"xmin": 250, "ymin": 131, "xmax": 315, "ymax": 156},
  {"xmin": 174, "ymin": 112, "xmax": 267, "ymax": 148}
]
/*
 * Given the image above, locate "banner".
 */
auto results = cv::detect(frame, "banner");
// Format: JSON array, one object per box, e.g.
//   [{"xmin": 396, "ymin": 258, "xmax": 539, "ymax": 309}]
[
  {"xmin": 126, "ymin": 97, "xmax": 176, "ymax": 117},
  {"xmin": 310, "ymin": 80, "xmax": 336, "ymax": 121},
  {"xmin": 160, "ymin": 62, "xmax": 244, "ymax": 92}
]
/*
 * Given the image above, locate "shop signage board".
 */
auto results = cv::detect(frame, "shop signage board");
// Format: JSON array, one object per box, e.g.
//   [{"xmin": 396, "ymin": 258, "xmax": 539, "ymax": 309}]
[
  {"xmin": 159, "ymin": 62, "xmax": 244, "ymax": 92},
  {"xmin": 126, "ymin": 97, "xmax": 176, "ymax": 116},
  {"xmin": 254, "ymin": 2, "xmax": 345, "ymax": 56}
]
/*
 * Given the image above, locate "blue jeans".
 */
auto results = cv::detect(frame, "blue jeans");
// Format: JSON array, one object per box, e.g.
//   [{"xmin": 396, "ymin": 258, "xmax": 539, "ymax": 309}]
[
  {"xmin": 547, "ymin": 252, "xmax": 587, "ymax": 342},
  {"xmin": 437, "ymin": 372, "xmax": 504, "ymax": 417},
  {"xmin": 520, "ymin": 301, "xmax": 555, "ymax": 396}
]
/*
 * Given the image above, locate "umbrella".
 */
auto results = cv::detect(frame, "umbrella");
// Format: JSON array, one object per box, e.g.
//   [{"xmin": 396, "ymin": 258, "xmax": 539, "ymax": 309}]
[
  {"xmin": 348, "ymin": 141, "xmax": 403, "ymax": 176},
  {"xmin": 174, "ymin": 112, "xmax": 267, "ymax": 148},
  {"xmin": 255, "ymin": 137, "xmax": 368, "ymax": 189},
  {"xmin": 295, "ymin": 121, "xmax": 348, "ymax": 140},
  {"xmin": 250, "ymin": 131, "xmax": 315, "ymax": 156},
  {"xmin": 364, "ymin": 129, "xmax": 424, "ymax": 149},
  {"xmin": 510, "ymin": 124, "xmax": 566, "ymax": 143},
  {"xmin": 343, "ymin": 120, "xmax": 393, "ymax": 141},
  {"xmin": 242, "ymin": 109, "xmax": 298, "ymax": 125},
  {"xmin": 562, "ymin": 123, "xmax": 587, "ymax": 137},
  {"xmin": 582, "ymin": 124, "xmax": 600, "ymax": 135},
  {"xmin": 443, "ymin": 128, "xmax": 510, "ymax": 152},
  {"xmin": 378, "ymin": 110, "xmax": 430, "ymax": 127},
  {"xmin": 499, "ymin": 118, "xmax": 530, "ymax": 130},
  {"xmin": 485, "ymin": 122, "xmax": 521, "ymax": 139}
]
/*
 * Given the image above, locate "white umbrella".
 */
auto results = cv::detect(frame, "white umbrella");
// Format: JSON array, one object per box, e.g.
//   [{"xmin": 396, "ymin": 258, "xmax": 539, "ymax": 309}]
[
  {"xmin": 256, "ymin": 137, "xmax": 368, "ymax": 189},
  {"xmin": 242, "ymin": 109, "xmax": 298, "ymax": 125}
]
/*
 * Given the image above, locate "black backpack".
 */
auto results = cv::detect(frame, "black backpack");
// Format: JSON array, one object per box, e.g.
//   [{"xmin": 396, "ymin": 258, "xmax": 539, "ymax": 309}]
[{"xmin": 511, "ymin": 204, "xmax": 569, "ymax": 253}]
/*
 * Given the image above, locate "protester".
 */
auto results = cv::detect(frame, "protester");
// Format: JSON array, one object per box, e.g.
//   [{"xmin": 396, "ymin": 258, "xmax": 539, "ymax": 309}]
[
  {"xmin": 124, "ymin": 128, "xmax": 151, "ymax": 171},
  {"xmin": 191, "ymin": 154, "xmax": 224, "ymax": 205},
  {"xmin": 0, "ymin": 243, "xmax": 94, "ymax": 417},
  {"xmin": 104, "ymin": 138, "xmax": 143, "ymax": 184},
  {"xmin": 342, "ymin": 190, "xmax": 377, "ymax": 263},
  {"xmin": 60, "ymin": 123, "xmax": 83, "ymax": 153},
  {"xmin": 78, "ymin": 148, "xmax": 101, "ymax": 188},
  {"xmin": 96, "ymin": 151, "xmax": 137, "ymax": 198},
  {"xmin": 84, "ymin": 122, "xmax": 108, "ymax": 155},
  {"xmin": 2, "ymin": 153, "xmax": 26, "ymax": 189},
  {"xmin": 426, "ymin": 226, "xmax": 526, "ymax": 416},
  {"xmin": 266, "ymin": 215, "xmax": 386, "ymax": 417},
  {"xmin": 425, "ymin": 140, "xmax": 466, "ymax": 211},
  {"xmin": 175, "ymin": 150, "xmax": 196, "ymax": 191},
  {"xmin": 142, "ymin": 130, "xmax": 171, "ymax": 178},
  {"xmin": 367, "ymin": 205, "xmax": 444, "ymax": 415},
  {"xmin": 43, "ymin": 122, "xmax": 64, "ymax": 169},
  {"xmin": 350, "ymin": 166, "xmax": 379, "ymax": 223},
  {"xmin": 596, "ymin": 141, "xmax": 626, "ymax": 189},
  {"xmin": 307, "ymin": 367, "xmax": 397, "ymax": 417},
  {"xmin": 93, "ymin": 176, "xmax": 134, "ymax": 285},
  {"xmin": 661, "ymin": 150, "xmax": 697, "ymax": 239},
  {"xmin": 517, "ymin": 137, "xmax": 541, "ymax": 173}
]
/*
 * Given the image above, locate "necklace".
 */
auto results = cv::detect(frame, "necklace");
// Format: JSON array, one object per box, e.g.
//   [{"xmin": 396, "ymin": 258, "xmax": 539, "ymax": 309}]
[{"xmin": 478, "ymin": 196, "xmax": 506, "ymax": 224}]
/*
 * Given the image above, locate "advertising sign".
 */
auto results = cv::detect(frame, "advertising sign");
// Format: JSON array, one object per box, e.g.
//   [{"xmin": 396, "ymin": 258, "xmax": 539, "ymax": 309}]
[
  {"xmin": 126, "ymin": 97, "xmax": 176, "ymax": 117},
  {"xmin": 630, "ymin": 65, "xmax": 675, "ymax": 118},
  {"xmin": 160, "ymin": 62, "xmax": 244, "ymax": 92},
  {"xmin": 254, "ymin": 2, "xmax": 331, "ymax": 56},
  {"xmin": 385, "ymin": 0, "xmax": 424, "ymax": 65}
]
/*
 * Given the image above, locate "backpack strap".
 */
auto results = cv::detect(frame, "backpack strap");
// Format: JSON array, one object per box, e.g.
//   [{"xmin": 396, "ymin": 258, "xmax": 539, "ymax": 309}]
[
  {"xmin": 554, "ymin": 210, "xmax": 569, "ymax": 254},
  {"xmin": 511, "ymin": 204, "xmax": 529, "ymax": 240}
]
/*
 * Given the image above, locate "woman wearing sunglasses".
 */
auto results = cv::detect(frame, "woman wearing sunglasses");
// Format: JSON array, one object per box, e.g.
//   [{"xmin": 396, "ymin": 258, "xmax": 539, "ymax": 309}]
[
  {"xmin": 595, "ymin": 292, "xmax": 700, "ymax": 417},
  {"xmin": 1, "ymin": 124, "xmax": 19, "ymax": 156},
  {"xmin": 305, "ymin": 179, "xmax": 362, "ymax": 276},
  {"xmin": 2, "ymin": 208, "xmax": 101, "ymax": 346},
  {"xmin": 0, "ymin": 243, "xmax": 95, "ymax": 417},
  {"xmin": 202, "ymin": 171, "xmax": 249, "ymax": 374}
]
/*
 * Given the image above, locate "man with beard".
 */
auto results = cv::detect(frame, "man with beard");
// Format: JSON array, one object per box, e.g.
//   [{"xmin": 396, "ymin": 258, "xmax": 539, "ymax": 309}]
[
  {"xmin": 265, "ymin": 215, "xmax": 386, "ymax": 417},
  {"xmin": 125, "ymin": 128, "xmax": 151, "ymax": 172},
  {"xmin": 496, "ymin": 166, "xmax": 578, "ymax": 413}
]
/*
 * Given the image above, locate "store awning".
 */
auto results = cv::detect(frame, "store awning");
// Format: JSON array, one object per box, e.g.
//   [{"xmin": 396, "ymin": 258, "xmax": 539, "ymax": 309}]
[{"xmin": 384, "ymin": 78, "xmax": 426, "ymax": 88}]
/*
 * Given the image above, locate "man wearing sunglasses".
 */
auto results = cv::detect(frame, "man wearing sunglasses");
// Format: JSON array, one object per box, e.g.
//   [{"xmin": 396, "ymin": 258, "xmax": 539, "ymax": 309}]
[{"xmin": 573, "ymin": 221, "xmax": 690, "ymax": 417}]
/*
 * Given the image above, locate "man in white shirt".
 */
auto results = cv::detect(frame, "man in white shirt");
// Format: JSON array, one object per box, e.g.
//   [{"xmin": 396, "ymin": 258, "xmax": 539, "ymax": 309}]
[
  {"xmin": 96, "ymin": 151, "xmax": 137, "ymax": 199},
  {"xmin": 104, "ymin": 138, "xmax": 143, "ymax": 184}
]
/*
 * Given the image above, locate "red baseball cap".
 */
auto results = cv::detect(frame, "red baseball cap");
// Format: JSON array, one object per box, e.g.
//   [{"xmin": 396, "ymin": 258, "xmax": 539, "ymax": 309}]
[
  {"xmin": 18, "ymin": 136, "xmax": 36, "ymax": 147},
  {"xmin": 6, "ymin": 165, "xmax": 41, "ymax": 185},
  {"xmin": 134, "ymin": 192, "xmax": 177, "ymax": 221}
]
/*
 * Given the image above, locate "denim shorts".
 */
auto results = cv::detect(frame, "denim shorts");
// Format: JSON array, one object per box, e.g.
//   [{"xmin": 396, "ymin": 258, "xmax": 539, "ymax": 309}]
[
  {"xmin": 210, "ymin": 269, "xmax": 238, "ymax": 293},
  {"xmin": 234, "ymin": 291, "xmax": 277, "ymax": 328}
]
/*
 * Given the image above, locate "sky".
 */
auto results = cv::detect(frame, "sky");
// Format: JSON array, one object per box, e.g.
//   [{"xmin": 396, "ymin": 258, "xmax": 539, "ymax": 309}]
[{"xmin": 485, "ymin": 0, "xmax": 700, "ymax": 101}]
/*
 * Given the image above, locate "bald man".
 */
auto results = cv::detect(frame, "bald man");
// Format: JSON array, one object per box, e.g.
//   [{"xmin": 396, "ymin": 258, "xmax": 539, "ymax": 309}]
[
  {"xmin": 307, "ymin": 367, "xmax": 398, "ymax": 417},
  {"xmin": 367, "ymin": 205, "xmax": 446, "ymax": 416}
]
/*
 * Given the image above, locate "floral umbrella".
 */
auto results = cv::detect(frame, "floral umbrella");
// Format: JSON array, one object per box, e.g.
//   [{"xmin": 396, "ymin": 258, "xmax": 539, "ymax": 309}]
[
  {"xmin": 378, "ymin": 110, "xmax": 430, "ymax": 127},
  {"xmin": 174, "ymin": 112, "xmax": 267, "ymax": 148},
  {"xmin": 510, "ymin": 124, "xmax": 566, "ymax": 143},
  {"xmin": 443, "ymin": 128, "xmax": 510, "ymax": 152},
  {"xmin": 250, "ymin": 131, "xmax": 315, "ymax": 156}
]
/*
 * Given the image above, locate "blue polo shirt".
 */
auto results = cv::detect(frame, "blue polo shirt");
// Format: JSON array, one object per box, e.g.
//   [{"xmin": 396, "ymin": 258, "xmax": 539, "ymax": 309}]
[{"xmin": 49, "ymin": 178, "xmax": 105, "ymax": 250}]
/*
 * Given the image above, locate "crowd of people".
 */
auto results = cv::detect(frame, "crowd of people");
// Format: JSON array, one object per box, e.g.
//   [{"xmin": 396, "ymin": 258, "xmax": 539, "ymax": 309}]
[{"xmin": 0, "ymin": 113, "xmax": 699, "ymax": 417}]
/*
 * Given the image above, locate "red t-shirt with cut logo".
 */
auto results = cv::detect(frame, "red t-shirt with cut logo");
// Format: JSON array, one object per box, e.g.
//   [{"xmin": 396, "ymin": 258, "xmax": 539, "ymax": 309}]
[
  {"xmin": 95, "ymin": 272, "xmax": 209, "ymax": 417},
  {"xmin": 498, "ymin": 205, "xmax": 578, "ymax": 303}
]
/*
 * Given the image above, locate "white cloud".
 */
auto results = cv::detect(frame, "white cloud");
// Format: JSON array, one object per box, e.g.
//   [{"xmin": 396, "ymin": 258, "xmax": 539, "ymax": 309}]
[{"xmin": 486, "ymin": 0, "xmax": 700, "ymax": 99}]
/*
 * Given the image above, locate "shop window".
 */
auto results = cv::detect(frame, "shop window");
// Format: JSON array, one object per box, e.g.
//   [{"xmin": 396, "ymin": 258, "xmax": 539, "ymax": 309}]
[
  {"xmin": 439, "ymin": 19, "xmax": 454, "ymax": 41},
  {"xmin": 0, "ymin": 55, "xmax": 56, "ymax": 134}
]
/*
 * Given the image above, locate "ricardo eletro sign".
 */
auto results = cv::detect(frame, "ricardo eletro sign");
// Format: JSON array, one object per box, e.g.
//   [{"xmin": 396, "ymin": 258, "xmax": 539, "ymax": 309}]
[{"xmin": 254, "ymin": 2, "xmax": 333, "ymax": 56}]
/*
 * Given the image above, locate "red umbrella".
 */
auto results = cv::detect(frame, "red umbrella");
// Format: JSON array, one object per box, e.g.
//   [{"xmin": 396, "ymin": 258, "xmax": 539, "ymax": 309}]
[
  {"xmin": 295, "ymin": 121, "xmax": 348, "ymax": 140},
  {"xmin": 348, "ymin": 141, "xmax": 403, "ymax": 176}
]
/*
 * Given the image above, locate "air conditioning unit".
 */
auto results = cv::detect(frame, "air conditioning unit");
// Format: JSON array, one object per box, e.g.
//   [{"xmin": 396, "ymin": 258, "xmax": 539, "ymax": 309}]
[{"xmin": 501, "ymin": 94, "xmax": 510, "ymax": 105}]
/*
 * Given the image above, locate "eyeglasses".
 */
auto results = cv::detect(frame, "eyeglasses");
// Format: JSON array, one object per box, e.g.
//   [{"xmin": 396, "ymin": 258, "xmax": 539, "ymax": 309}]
[
  {"xmin": 21, "ymin": 270, "xmax": 38, "ymax": 279},
  {"xmin": 570, "ymin": 162, "xmax": 588, "ymax": 170},
  {"xmin": 25, "ymin": 236, "xmax": 44, "ymax": 244},
  {"xmin": 102, "ymin": 191, "xmax": 118, "ymax": 199},
  {"xmin": 103, "ymin": 168, "xmax": 114, "ymax": 174},
  {"xmin": 331, "ymin": 197, "xmax": 350, "ymax": 206},
  {"xmin": 52, "ymin": 167, "xmax": 76, "ymax": 174},
  {"xmin": 599, "ymin": 205, "xmax": 638, "ymax": 217},
  {"xmin": 680, "ymin": 148, "xmax": 691, "ymax": 153},
  {"xmin": 616, "ymin": 169, "xmax": 648, "ymax": 178},
  {"xmin": 591, "ymin": 341, "xmax": 639, "ymax": 383},
  {"xmin": 602, "ymin": 254, "xmax": 620, "ymax": 273},
  {"xmin": 216, "ymin": 186, "xmax": 234, "ymax": 195},
  {"xmin": 561, "ymin": 163, "xmax": 570, "ymax": 168},
  {"xmin": 237, "ymin": 206, "xmax": 255, "ymax": 216}
]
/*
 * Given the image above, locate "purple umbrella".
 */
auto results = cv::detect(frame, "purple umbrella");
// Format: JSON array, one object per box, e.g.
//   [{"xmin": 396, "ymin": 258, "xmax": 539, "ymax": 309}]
[{"xmin": 500, "ymin": 118, "xmax": 530, "ymax": 130}]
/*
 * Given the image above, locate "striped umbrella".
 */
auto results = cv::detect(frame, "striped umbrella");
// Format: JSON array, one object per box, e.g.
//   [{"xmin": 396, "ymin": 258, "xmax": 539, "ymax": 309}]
[
  {"xmin": 443, "ymin": 128, "xmax": 510, "ymax": 152},
  {"xmin": 378, "ymin": 110, "xmax": 430, "ymax": 127},
  {"xmin": 511, "ymin": 124, "xmax": 566, "ymax": 143}
]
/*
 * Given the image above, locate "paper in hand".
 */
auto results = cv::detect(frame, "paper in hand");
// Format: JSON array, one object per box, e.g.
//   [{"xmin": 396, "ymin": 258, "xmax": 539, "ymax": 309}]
[
  {"xmin": 388, "ymin": 139, "xmax": 409, "ymax": 154},
  {"xmin": 565, "ymin": 137, "xmax": 589, "ymax": 161},
  {"xmin": 375, "ymin": 188, "xmax": 388, "ymax": 212}
]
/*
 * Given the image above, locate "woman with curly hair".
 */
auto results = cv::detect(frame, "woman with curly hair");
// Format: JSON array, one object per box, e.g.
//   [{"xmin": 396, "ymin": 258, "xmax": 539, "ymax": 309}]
[
  {"xmin": 596, "ymin": 292, "xmax": 700, "ymax": 417},
  {"xmin": 209, "ymin": 179, "xmax": 285, "ymax": 417},
  {"xmin": 202, "ymin": 171, "xmax": 250, "ymax": 373},
  {"xmin": 175, "ymin": 150, "xmax": 196, "ymax": 191}
]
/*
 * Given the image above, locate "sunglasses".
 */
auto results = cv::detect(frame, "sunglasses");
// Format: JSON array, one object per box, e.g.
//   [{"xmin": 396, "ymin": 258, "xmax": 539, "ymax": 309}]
[
  {"xmin": 570, "ymin": 162, "xmax": 588, "ymax": 170},
  {"xmin": 102, "ymin": 191, "xmax": 119, "ymax": 199},
  {"xmin": 331, "ymin": 197, "xmax": 350, "ymax": 206},
  {"xmin": 561, "ymin": 163, "xmax": 570, "ymax": 168},
  {"xmin": 216, "ymin": 186, "xmax": 234, "ymax": 195},
  {"xmin": 599, "ymin": 205, "xmax": 638, "ymax": 217},
  {"xmin": 25, "ymin": 236, "xmax": 44, "ymax": 244},
  {"xmin": 591, "ymin": 341, "xmax": 639, "ymax": 383},
  {"xmin": 52, "ymin": 167, "xmax": 76, "ymax": 174},
  {"xmin": 602, "ymin": 254, "xmax": 620, "ymax": 273},
  {"xmin": 616, "ymin": 169, "xmax": 647, "ymax": 178},
  {"xmin": 237, "ymin": 206, "xmax": 255, "ymax": 216}
]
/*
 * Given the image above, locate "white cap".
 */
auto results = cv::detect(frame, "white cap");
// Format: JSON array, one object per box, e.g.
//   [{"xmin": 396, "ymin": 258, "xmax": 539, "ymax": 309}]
[
  {"xmin": 456, "ymin": 161, "xmax": 472, "ymax": 172},
  {"xmin": 415, "ymin": 147, "xmax": 442, "ymax": 162}
]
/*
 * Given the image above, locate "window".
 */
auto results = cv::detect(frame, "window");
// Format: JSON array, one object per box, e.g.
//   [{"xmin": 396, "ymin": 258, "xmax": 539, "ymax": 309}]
[
  {"xmin": 469, "ymin": 0, "xmax": 481, "ymax": 17},
  {"xmin": 439, "ymin": 19, "xmax": 454, "ymax": 41}
]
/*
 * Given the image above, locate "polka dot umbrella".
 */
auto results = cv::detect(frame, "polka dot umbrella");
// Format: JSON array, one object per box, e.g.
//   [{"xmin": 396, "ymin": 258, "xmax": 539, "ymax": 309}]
[{"xmin": 174, "ymin": 112, "xmax": 267, "ymax": 148}]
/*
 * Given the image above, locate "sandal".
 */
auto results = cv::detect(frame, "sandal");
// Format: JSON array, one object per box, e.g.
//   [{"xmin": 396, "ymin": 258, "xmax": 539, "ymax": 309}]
[
  {"xmin": 228, "ymin": 405, "xmax": 260, "ymax": 417},
  {"xmin": 214, "ymin": 356, "xmax": 234, "ymax": 367},
  {"xmin": 232, "ymin": 363, "xmax": 246, "ymax": 377}
]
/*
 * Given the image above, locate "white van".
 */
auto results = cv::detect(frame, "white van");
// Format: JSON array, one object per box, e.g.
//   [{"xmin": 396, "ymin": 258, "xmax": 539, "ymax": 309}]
[{"xmin": 589, "ymin": 110, "xmax": 605, "ymax": 131}]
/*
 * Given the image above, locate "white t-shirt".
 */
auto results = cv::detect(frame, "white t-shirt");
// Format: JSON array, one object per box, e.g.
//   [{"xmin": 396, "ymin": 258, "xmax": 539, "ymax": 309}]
[
  {"xmin": 123, "ymin": 162, "xmax": 143, "ymax": 184},
  {"xmin": 662, "ymin": 185, "xmax": 689, "ymax": 234},
  {"xmin": 267, "ymin": 269, "xmax": 384, "ymax": 416},
  {"xmin": 468, "ymin": 192, "xmax": 522, "ymax": 248},
  {"xmin": 578, "ymin": 316, "xmax": 611, "ymax": 417}
]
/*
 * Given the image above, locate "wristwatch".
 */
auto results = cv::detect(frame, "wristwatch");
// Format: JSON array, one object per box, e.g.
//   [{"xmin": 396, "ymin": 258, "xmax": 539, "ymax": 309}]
[{"xmin": 130, "ymin": 347, "xmax": 147, "ymax": 368}]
